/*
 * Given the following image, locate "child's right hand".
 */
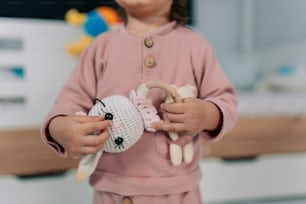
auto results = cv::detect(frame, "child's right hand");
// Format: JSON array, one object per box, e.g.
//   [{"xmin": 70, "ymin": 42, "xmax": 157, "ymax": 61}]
[{"xmin": 48, "ymin": 115, "xmax": 112, "ymax": 158}]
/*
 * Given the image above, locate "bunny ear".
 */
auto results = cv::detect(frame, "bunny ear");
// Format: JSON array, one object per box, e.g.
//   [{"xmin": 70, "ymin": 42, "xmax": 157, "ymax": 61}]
[
  {"xmin": 136, "ymin": 83, "xmax": 150, "ymax": 96},
  {"xmin": 75, "ymin": 150, "xmax": 103, "ymax": 182}
]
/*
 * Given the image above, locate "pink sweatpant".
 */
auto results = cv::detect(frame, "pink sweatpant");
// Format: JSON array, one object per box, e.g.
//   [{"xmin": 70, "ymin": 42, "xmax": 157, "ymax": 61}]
[{"xmin": 93, "ymin": 186, "xmax": 202, "ymax": 204}]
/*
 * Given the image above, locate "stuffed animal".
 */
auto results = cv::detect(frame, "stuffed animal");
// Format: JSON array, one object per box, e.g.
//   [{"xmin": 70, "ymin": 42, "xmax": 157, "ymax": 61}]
[
  {"xmin": 75, "ymin": 81, "xmax": 196, "ymax": 182},
  {"xmin": 65, "ymin": 6, "xmax": 121, "ymax": 56},
  {"xmin": 165, "ymin": 85, "xmax": 197, "ymax": 166}
]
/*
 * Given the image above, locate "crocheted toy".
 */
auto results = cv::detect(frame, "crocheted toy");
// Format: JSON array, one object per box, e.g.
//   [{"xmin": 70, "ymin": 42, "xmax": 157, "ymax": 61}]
[
  {"xmin": 76, "ymin": 81, "xmax": 183, "ymax": 182},
  {"xmin": 65, "ymin": 6, "xmax": 121, "ymax": 56},
  {"xmin": 165, "ymin": 85, "xmax": 197, "ymax": 166}
]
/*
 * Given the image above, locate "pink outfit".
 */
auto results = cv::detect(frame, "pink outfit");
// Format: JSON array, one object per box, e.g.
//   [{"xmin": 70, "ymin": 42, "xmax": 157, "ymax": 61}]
[{"xmin": 41, "ymin": 22, "xmax": 238, "ymax": 204}]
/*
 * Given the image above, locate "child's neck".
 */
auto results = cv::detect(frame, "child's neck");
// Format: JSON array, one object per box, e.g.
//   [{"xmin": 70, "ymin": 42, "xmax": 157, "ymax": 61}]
[{"xmin": 125, "ymin": 15, "xmax": 170, "ymax": 37}]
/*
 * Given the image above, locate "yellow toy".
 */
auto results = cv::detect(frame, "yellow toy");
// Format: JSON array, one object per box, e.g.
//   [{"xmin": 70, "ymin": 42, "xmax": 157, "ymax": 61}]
[{"xmin": 65, "ymin": 7, "xmax": 121, "ymax": 56}]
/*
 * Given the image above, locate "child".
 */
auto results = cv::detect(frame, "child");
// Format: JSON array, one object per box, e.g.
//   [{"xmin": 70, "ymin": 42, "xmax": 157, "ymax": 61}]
[{"xmin": 41, "ymin": 0, "xmax": 238, "ymax": 203}]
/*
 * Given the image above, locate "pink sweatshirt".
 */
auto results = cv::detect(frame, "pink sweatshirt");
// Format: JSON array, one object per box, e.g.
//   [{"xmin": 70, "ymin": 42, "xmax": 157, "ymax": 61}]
[{"xmin": 41, "ymin": 22, "xmax": 237, "ymax": 196}]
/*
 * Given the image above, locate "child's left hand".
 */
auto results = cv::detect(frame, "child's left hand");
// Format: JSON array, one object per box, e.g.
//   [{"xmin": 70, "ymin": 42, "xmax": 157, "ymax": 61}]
[{"xmin": 152, "ymin": 98, "xmax": 222, "ymax": 136}]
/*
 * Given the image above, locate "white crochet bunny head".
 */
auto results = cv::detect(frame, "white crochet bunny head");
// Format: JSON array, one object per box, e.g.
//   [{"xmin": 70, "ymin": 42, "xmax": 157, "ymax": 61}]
[{"xmin": 88, "ymin": 96, "xmax": 144, "ymax": 153}]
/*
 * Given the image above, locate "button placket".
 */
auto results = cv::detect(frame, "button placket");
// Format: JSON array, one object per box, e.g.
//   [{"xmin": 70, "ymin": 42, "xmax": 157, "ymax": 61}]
[
  {"xmin": 142, "ymin": 36, "xmax": 156, "ymax": 81},
  {"xmin": 143, "ymin": 36, "xmax": 156, "ymax": 69}
]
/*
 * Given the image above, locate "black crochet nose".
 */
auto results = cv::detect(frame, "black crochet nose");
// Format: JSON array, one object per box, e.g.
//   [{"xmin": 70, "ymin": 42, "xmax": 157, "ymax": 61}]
[
  {"xmin": 114, "ymin": 137, "xmax": 124, "ymax": 145},
  {"xmin": 105, "ymin": 112, "xmax": 113, "ymax": 120}
]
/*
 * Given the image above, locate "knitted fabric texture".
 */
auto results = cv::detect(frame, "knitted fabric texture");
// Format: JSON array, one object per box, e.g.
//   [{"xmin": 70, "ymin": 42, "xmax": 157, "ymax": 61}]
[
  {"xmin": 129, "ymin": 90, "xmax": 160, "ymax": 132},
  {"xmin": 76, "ymin": 93, "xmax": 160, "ymax": 182},
  {"xmin": 89, "ymin": 95, "xmax": 144, "ymax": 153}
]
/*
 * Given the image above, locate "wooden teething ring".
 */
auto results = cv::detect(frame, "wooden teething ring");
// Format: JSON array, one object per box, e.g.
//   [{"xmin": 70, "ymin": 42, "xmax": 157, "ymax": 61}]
[
  {"xmin": 145, "ymin": 81, "xmax": 182, "ymax": 103},
  {"xmin": 145, "ymin": 80, "xmax": 182, "ymax": 135}
]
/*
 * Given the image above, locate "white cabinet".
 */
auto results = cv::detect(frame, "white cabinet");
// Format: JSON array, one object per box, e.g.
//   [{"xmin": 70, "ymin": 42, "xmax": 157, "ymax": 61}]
[
  {"xmin": 200, "ymin": 153, "xmax": 306, "ymax": 203},
  {"xmin": 0, "ymin": 18, "xmax": 82, "ymax": 129},
  {"xmin": 0, "ymin": 171, "xmax": 93, "ymax": 204}
]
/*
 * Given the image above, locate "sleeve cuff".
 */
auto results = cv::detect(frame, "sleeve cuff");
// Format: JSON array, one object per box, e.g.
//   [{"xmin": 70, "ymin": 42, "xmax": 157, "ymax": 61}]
[
  {"xmin": 40, "ymin": 113, "xmax": 68, "ymax": 157},
  {"xmin": 199, "ymin": 97, "xmax": 233, "ymax": 142}
]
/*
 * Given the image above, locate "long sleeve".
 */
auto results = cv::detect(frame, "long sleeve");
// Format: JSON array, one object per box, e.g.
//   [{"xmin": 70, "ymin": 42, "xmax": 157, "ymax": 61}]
[
  {"xmin": 40, "ymin": 42, "xmax": 102, "ymax": 156},
  {"xmin": 192, "ymin": 39, "xmax": 238, "ymax": 142}
]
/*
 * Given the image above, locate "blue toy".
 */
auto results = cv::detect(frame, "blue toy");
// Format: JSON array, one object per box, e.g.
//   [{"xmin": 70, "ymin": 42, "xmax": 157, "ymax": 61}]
[{"xmin": 65, "ymin": 7, "xmax": 121, "ymax": 56}]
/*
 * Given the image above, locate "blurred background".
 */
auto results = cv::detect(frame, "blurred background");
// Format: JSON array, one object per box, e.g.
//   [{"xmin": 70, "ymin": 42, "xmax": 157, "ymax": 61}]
[{"xmin": 0, "ymin": 0, "xmax": 306, "ymax": 203}]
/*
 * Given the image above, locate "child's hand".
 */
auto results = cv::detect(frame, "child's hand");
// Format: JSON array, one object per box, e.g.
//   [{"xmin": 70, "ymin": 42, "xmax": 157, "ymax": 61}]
[
  {"xmin": 152, "ymin": 98, "xmax": 222, "ymax": 136},
  {"xmin": 48, "ymin": 115, "xmax": 112, "ymax": 158}
]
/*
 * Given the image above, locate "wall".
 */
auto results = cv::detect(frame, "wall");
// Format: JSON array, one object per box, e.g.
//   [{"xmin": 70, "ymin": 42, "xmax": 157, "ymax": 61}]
[
  {"xmin": 194, "ymin": 0, "xmax": 306, "ymax": 91},
  {"xmin": 194, "ymin": 0, "xmax": 306, "ymax": 54},
  {"xmin": 254, "ymin": 0, "xmax": 306, "ymax": 50},
  {"xmin": 193, "ymin": 0, "xmax": 241, "ymax": 56}
]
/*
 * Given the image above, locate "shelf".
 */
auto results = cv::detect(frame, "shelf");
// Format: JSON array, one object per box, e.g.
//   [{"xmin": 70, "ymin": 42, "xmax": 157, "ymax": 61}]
[
  {"xmin": 1, "ymin": 115, "xmax": 306, "ymax": 175},
  {"xmin": 203, "ymin": 116, "xmax": 306, "ymax": 159},
  {"xmin": 0, "ymin": 129, "xmax": 78, "ymax": 176}
]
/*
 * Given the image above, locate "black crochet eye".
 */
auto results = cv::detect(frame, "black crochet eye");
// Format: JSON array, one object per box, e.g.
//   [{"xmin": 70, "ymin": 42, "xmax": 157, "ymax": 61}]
[
  {"xmin": 115, "ymin": 137, "xmax": 124, "ymax": 145},
  {"xmin": 105, "ymin": 112, "xmax": 113, "ymax": 120},
  {"xmin": 114, "ymin": 137, "xmax": 124, "ymax": 149}
]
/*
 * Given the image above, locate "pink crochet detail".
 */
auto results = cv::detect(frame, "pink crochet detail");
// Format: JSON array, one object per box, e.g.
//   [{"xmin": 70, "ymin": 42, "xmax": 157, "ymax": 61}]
[{"xmin": 129, "ymin": 90, "xmax": 161, "ymax": 132}]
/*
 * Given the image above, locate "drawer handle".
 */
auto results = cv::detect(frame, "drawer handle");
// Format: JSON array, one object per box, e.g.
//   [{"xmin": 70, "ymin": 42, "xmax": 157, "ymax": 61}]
[
  {"xmin": 0, "ymin": 66, "xmax": 25, "ymax": 80},
  {"xmin": 0, "ymin": 38, "xmax": 23, "ymax": 51},
  {"xmin": 221, "ymin": 156, "xmax": 258, "ymax": 163},
  {"xmin": 0, "ymin": 96, "xmax": 26, "ymax": 110}
]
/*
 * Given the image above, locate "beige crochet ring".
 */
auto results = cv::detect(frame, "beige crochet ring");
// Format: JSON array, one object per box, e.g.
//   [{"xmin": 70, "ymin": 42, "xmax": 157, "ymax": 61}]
[{"xmin": 76, "ymin": 81, "xmax": 186, "ymax": 182}]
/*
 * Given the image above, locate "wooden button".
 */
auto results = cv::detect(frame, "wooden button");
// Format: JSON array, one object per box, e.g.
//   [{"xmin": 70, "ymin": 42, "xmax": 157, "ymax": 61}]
[
  {"xmin": 122, "ymin": 196, "xmax": 133, "ymax": 204},
  {"xmin": 144, "ymin": 37, "xmax": 154, "ymax": 48},
  {"xmin": 144, "ymin": 56, "xmax": 156, "ymax": 68}
]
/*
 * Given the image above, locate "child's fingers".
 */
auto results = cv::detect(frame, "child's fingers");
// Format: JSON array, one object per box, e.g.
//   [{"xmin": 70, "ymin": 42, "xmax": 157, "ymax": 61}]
[
  {"xmin": 81, "ymin": 120, "xmax": 112, "ymax": 135},
  {"xmin": 82, "ymin": 131, "xmax": 110, "ymax": 147},
  {"xmin": 164, "ymin": 112, "xmax": 185, "ymax": 123},
  {"xmin": 67, "ymin": 133, "xmax": 109, "ymax": 157},
  {"xmin": 152, "ymin": 121, "xmax": 186, "ymax": 133},
  {"xmin": 73, "ymin": 115, "xmax": 105, "ymax": 123},
  {"xmin": 160, "ymin": 103, "xmax": 185, "ymax": 114}
]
